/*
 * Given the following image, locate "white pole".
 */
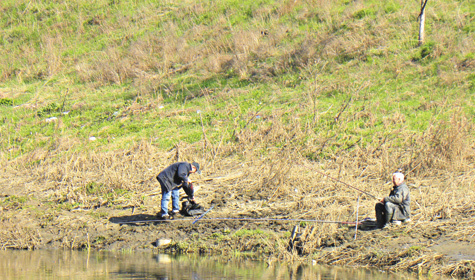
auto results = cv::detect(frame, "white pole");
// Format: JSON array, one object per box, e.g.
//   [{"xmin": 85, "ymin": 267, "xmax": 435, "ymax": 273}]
[{"xmin": 418, "ymin": 0, "xmax": 428, "ymax": 46}]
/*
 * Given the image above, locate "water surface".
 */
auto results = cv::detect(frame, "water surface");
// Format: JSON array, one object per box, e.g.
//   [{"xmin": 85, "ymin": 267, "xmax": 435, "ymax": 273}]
[{"xmin": 0, "ymin": 250, "xmax": 445, "ymax": 279}]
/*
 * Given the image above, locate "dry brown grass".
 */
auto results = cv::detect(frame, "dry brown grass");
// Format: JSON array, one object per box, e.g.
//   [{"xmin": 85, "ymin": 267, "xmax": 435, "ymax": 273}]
[
  {"xmin": 0, "ymin": 105, "xmax": 474, "ymax": 278},
  {"xmin": 0, "ymin": 1, "xmax": 474, "ymax": 278},
  {"xmin": 0, "ymin": 222, "xmax": 41, "ymax": 250},
  {"xmin": 2, "ymin": 104, "xmax": 472, "ymax": 211}
]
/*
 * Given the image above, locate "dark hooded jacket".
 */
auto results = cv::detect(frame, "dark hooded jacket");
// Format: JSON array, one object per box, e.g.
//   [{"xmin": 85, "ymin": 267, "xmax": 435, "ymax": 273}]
[
  {"xmin": 384, "ymin": 182, "xmax": 410, "ymax": 219},
  {"xmin": 156, "ymin": 162, "xmax": 194, "ymax": 197}
]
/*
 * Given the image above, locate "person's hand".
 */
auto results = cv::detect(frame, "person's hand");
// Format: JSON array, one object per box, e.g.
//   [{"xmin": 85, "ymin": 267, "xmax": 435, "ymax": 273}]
[{"xmin": 380, "ymin": 197, "xmax": 385, "ymax": 203}]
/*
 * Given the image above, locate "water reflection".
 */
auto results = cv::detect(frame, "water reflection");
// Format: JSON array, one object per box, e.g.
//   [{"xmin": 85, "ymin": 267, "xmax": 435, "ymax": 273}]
[{"xmin": 0, "ymin": 250, "xmax": 444, "ymax": 280}]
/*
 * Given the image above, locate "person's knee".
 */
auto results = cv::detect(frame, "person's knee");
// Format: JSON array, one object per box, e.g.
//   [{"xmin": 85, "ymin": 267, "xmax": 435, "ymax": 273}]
[
  {"xmin": 162, "ymin": 191, "xmax": 171, "ymax": 201},
  {"xmin": 375, "ymin": 202, "xmax": 384, "ymax": 212},
  {"xmin": 385, "ymin": 201, "xmax": 397, "ymax": 211}
]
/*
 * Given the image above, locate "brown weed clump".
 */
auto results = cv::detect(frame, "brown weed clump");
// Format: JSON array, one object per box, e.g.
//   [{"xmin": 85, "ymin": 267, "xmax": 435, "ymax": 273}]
[
  {"xmin": 2, "ymin": 140, "xmax": 168, "ymax": 208},
  {"xmin": 409, "ymin": 110, "xmax": 473, "ymax": 176},
  {"xmin": 0, "ymin": 222, "xmax": 41, "ymax": 250},
  {"xmin": 435, "ymin": 260, "xmax": 475, "ymax": 279}
]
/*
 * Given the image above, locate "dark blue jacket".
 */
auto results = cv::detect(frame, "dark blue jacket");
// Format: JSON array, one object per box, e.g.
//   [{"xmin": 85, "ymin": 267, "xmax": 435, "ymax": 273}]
[{"xmin": 156, "ymin": 162, "xmax": 192, "ymax": 192}]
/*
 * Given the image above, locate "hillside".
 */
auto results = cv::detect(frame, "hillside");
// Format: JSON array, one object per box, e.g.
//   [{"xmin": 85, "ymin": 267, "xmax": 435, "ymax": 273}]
[{"xmin": 0, "ymin": 0, "xmax": 474, "ymax": 278}]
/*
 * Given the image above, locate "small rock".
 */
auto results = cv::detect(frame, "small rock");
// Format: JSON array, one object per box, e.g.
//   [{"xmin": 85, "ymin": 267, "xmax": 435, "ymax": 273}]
[{"xmin": 155, "ymin": 239, "xmax": 171, "ymax": 247}]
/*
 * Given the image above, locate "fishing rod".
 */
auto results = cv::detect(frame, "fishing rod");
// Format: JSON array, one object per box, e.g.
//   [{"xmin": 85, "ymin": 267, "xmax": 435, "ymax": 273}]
[
  {"xmin": 116, "ymin": 217, "xmax": 360, "ymax": 225},
  {"xmin": 193, "ymin": 217, "xmax": 360, "ymax": 225},
  {"xmin": 311, "ymin": 168, "xmax": 379, "ymax": 199},
  {"xmin": 192, "ymin": 205, "xmax": 214, "ymax": 225}
]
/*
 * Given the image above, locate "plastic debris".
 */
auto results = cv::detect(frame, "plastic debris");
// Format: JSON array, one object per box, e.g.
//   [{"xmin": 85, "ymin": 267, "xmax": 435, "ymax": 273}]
[{"xmin": 45, "ymin": 117, "xmax": 57, "ymax": 122}]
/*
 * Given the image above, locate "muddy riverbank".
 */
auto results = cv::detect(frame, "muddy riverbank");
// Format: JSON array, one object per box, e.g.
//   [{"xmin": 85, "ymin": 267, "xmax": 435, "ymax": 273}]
[{"xmin": 1, "ymin": 160, "xmax": 474, "ymax": 279}]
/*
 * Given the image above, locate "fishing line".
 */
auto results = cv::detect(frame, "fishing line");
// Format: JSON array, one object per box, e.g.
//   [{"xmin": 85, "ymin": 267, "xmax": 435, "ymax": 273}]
[
  {"xmin": 310, "ymin": 167, "xmax": 378, "ymax": 199},
  {"xmin": 117, "ymin": 217, "xmax": 360, "ymax": 225},
  {"xmin": 192, "ymin": 205, "xmax": 214, "ymax": 224}
]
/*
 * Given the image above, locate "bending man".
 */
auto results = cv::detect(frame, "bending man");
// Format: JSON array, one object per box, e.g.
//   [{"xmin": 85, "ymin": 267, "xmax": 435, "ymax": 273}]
[
  {"xmin": 375, "ymin": 171, "xmax": 410, "ymax": 229},
  {"xmin": 156, "ymin": 162, "xmax": 201, "ymax": 219}
]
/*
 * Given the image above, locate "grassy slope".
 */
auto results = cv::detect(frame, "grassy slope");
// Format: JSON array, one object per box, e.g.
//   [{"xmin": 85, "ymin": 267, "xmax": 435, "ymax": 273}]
[
  {"xmin": 0, "ymin": 0, "xmax": 474, "ymax": 199},
  {"xmin": 0, "ymin": 0, "xmax": 473, "ymax": 158},
  {"xmin": 0, "ymin": 1, "xmax": 475, "ymax": 278},
  {"xmin": 1, "ymin": 0, "xmax": 474, "ymax": 223}
]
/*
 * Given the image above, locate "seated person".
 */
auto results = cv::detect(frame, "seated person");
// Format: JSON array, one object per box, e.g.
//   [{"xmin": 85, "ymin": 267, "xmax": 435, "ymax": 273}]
[{"xmin": 375, "ymin": 171, "xmax": 410, "ymax": 229}]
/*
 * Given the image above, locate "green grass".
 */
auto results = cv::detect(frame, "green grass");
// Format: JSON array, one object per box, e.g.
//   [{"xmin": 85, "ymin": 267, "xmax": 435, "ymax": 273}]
[
  {"xmin": 234, "ymin": 229, "xmax": 267, "ymax": 237},
  {"xmin": 1, "ymin": 195, "xmax": 29, "ymax": 210},
  {"xmin": 0, "ymin": 0, "xmax": 473, "ymax": 160}
]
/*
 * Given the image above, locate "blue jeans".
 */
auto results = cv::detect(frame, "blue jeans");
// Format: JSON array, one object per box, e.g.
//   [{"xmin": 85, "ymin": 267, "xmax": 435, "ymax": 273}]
[{"xmin": 160, "ymin": 184, "xmax": 180, "ymax": 216}]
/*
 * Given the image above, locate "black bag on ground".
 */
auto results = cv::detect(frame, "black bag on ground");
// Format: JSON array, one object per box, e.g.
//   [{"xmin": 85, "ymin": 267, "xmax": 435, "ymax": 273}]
[{"xmin": 180, "ymin": 200, "xmax": 205, "ymax": 216}]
